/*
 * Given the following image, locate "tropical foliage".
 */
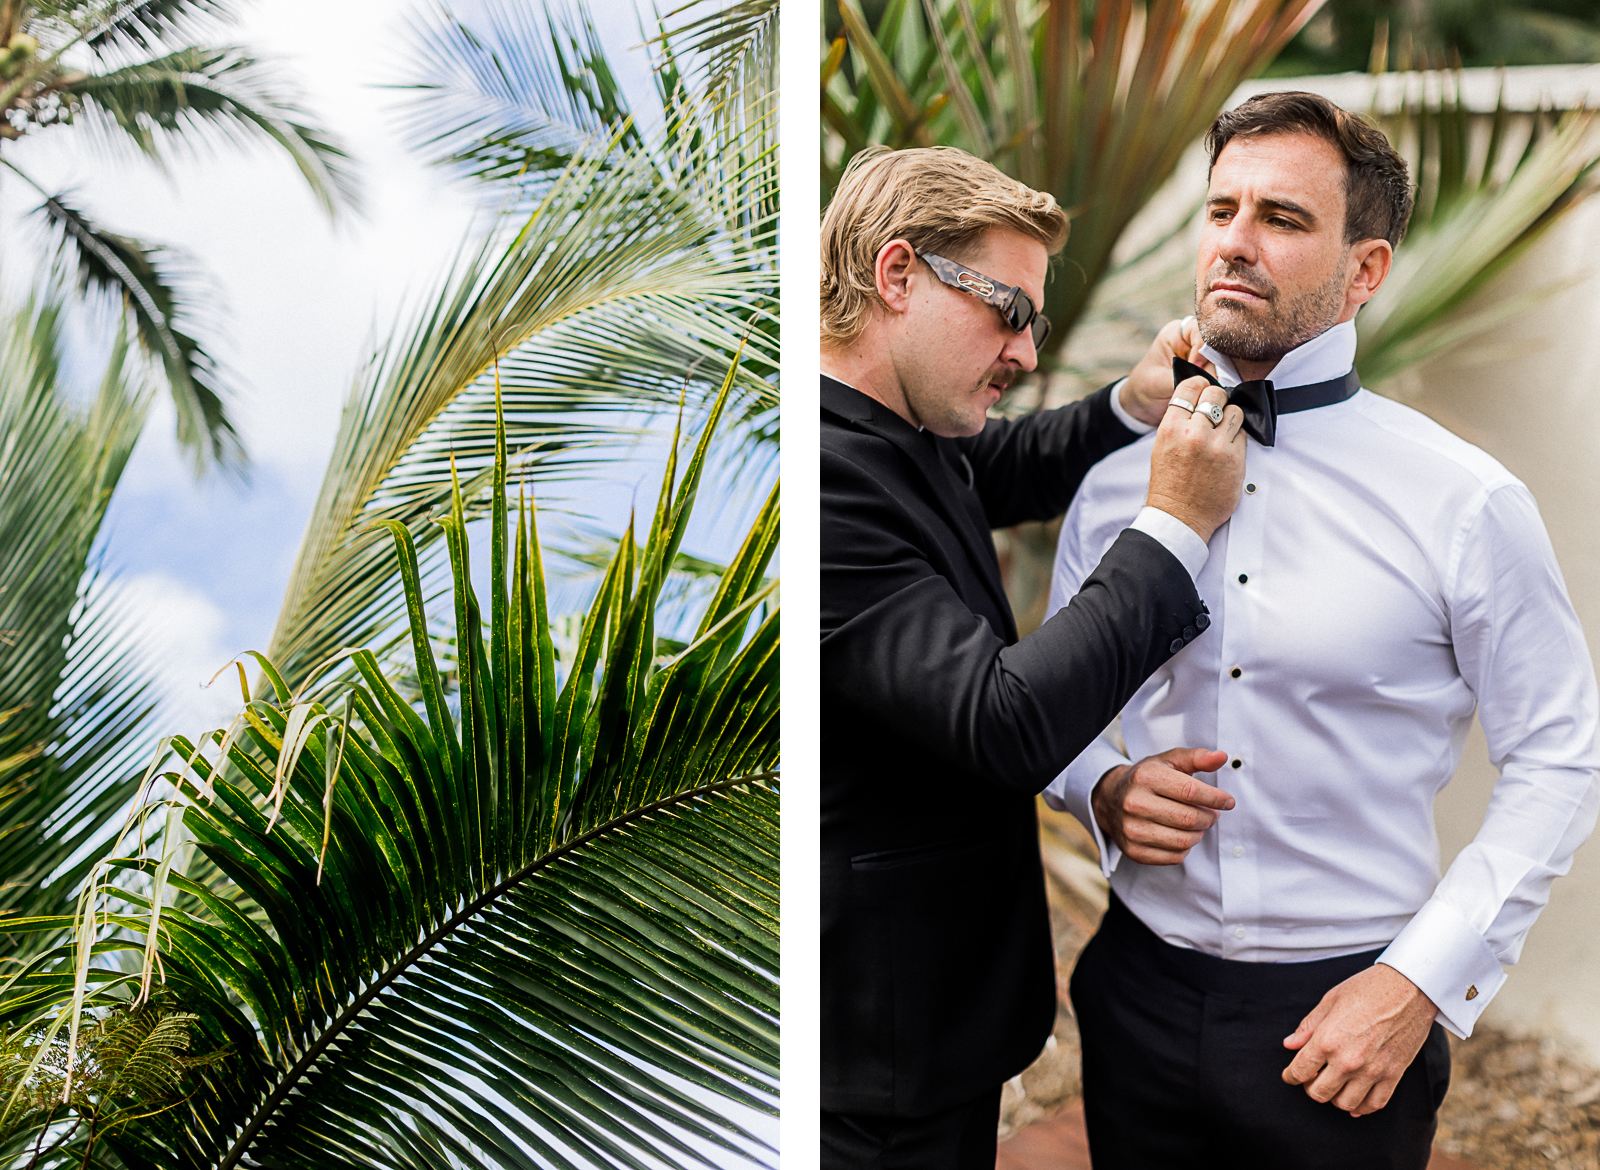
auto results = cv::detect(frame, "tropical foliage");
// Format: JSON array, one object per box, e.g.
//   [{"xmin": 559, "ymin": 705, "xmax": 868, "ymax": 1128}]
[
  {"xmin": 3, "ymin": 0, "xmax": 781, "ymax": 1165},
  {"xmin": 0, "ymin": 0, "xmax": 356, "ymax": 470},
  {"xmin": 0, "ymin": 291, "xmax": 152, "ymax": 944},
  {"xmin": 2, "ymin": 375, "xmax": 779, "ymax": 1169},
  {"xmin": 270, "ymin": 0, "xmax": 779, "ymax": 694}
]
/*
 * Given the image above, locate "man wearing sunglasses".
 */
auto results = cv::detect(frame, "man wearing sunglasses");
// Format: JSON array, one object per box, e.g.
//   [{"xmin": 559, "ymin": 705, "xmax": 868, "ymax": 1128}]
[{"xmin": 820, "ymin": 144, "xmax": 1248, "ymax": 1169}]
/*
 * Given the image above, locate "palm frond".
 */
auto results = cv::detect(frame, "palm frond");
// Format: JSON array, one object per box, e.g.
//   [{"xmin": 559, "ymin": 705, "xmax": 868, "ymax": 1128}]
[
  {"xmin": 393, "ymin": 0, "xmax": 644, "ymax": 191},
  {"xmin": 55, "ymin": 46, "xmax": 359, "ymax": 215},
  {"xmin": 1, "ymin": 366, "xmax": 779, "ymax": 1169},
  {"xmin": 79, "ymin": 0, "xmax": 239, "ymax": 56},
  {"xmin": 0, "ymin": 292, "xmax": 156, "ymax": 947},
  {"xmin": 653, "ymin": 0, "xmax": 778, "ymax": 125},
  {"xmin": 17, "ymin": 177, "xmax": 240, "ymax": 472},
  {"xmin": 1358, "ymin": 85, "xmax": 1600, "ymax": 383},
  {"xmin": 266, "ymin": 108, "xmax": 777, "ymax": 692}
]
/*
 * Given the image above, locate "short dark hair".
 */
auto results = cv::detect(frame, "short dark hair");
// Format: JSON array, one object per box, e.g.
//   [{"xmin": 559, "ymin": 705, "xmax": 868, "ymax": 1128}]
[{"xmin": 1205, "ymin": 91, "xmax": 1414, "ymax": 247}]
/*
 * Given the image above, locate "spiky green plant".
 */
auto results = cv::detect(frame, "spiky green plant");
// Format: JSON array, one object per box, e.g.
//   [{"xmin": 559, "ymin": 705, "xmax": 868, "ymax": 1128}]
[{"xmin": 2, "ymin": 363, "xmax": 779, "ymax": 1169}]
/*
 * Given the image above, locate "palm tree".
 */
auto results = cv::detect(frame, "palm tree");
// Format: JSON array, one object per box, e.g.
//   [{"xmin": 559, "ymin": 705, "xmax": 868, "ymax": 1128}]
[
  {"xmin": 0, "ymin": 0, "xmax": 358, "ymax": 472},
  {"xmin": 267, "ymin": 0, "xmax": 778, "ymax": 695},
  {"xmin": 1, "ymin": 371, "xmax": 779, "ymax": 1169},
  {"xmin": 3, "ymin": 0, "xmax": 780, "ymax": 1164}
]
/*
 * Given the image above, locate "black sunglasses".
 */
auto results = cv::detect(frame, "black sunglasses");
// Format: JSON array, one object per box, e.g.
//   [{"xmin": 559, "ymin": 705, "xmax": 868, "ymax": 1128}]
[{"xmin": 919, "ymin": 251, "xmax": 1051, "ymax": 348}]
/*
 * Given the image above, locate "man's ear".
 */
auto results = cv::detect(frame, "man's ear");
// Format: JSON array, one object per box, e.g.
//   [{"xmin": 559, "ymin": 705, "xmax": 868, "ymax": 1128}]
[
  {"xmin": 874, "ymin": 238, "xmax": 919, "ymax": 314},
  {"xmin": 1345, "ymin": 238, "xmax": 1393, "ymax": 312}
]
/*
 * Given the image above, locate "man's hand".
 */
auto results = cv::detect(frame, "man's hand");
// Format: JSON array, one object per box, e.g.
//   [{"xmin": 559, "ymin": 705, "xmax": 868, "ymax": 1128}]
[
  {"xmin": 1122, "ymin": 315, "xmax": 1215, "ymax": 426},
  {"xmin": 1282, "ymin": 964, "xmax": 1439, "ymax": 1117},
  {"xmin": 1146, "ymin": 376, "xmax": 1246, "ymax": 543},
  {"xmin": 1092, "ymin": 748, "xmax": 1234, "ymax": 865}
]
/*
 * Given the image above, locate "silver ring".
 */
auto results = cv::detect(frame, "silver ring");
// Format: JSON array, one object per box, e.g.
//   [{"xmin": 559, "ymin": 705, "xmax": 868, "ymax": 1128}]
[
  {"xmin": 1199, "ymin": 402, "xmax": 1225, "ymax": 426},
  {"xmin": 1168, "ymin": 398, "xmax": 1197, "ymax": 415}
]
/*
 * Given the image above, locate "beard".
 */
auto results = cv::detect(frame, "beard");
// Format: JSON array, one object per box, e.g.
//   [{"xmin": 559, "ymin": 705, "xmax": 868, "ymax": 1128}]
[{"xmin": 1195, "ymin": 260, "xmax": 1347, "ymax": 365}]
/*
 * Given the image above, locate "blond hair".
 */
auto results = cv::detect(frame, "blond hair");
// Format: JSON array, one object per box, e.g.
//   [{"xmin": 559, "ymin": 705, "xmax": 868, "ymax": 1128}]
[{"xmin": 820, "ymin": 146, "xmax": 1069, "ymax": 347}]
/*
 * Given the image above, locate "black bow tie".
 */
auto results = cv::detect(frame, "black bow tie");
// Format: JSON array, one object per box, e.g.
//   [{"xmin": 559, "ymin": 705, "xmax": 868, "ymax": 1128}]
[{"xmin": 1172, "ymin": 357, "xmax": 1362, "ymax": 447}]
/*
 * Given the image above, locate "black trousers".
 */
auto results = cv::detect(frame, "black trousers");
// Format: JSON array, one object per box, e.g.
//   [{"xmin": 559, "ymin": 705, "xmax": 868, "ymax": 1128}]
[
  {"xmin": 1072, "ymin": 895, "xmax": 1450, "ymax": 1170},
  {"xmin": 820, "ymin": 1086, "xmax": 1002, "ymax": 1170}
]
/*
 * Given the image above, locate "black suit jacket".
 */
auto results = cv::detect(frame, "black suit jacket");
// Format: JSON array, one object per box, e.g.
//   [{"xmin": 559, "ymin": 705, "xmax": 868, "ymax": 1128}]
[{"xmin": 820, "ymin": 374, "xmax": 1209, "ymax": 1117}]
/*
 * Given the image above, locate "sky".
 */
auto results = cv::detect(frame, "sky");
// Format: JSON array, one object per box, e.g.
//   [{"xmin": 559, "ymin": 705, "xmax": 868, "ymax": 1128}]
[{"xmin": 5, "ymin": 0, "xmax": 679, "ymax": 734}]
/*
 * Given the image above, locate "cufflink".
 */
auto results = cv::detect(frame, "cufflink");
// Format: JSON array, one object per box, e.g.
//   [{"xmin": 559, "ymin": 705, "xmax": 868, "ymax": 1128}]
[{"xmin": 1465, "ymin": 985, "xmax": 1479, "ymax": 1001}]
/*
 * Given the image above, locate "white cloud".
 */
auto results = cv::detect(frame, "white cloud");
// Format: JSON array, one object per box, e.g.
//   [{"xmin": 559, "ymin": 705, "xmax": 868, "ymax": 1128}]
[{"xmin": 106, "ymin": 572, "xmax": 246, "ymax": 735}]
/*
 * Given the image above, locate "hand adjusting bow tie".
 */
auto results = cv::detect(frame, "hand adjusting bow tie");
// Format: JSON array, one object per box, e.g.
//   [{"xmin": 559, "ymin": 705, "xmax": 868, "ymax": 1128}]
[
  {"xmin": 1173, "ymin": 356, "xmax": 1276, "ymax": 446},
  {"xmin": 1173, "ymin": 356, "xmax": 1364, "ymax": 448}
]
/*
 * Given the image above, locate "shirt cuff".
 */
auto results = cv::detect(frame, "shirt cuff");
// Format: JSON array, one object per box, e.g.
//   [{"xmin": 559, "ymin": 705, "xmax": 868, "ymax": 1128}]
[
  {"xmin": 1043, "ymin": 736, "xmax": 1131, "ymax": 876},
  {"xmin": 1130, "ymin": 506, "xmax": 1209, "ymax": 582},
  {"xmin": 1376, "ymin": 897, "xmax": 1507, "ymax": 1038},
  {"xmin": 1109, "ymin": 378, "xmax": 1154, "ymax": 435}
]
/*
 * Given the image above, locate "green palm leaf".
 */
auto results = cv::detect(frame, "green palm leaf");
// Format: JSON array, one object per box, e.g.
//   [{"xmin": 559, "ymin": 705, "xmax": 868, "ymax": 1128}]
[
  {"xmin": 267, "ymin": 104, "xmax": 777, "ymax": 693},
  {"xmin": 2, "ymin": 4, "xmax": 359, "ymax": 471},
  {"xmin": 1358, "ymin": 86, "xmax": 1600, "ymax": 383},
  {"xmin": 1, "ymin": 363, "xmax": 778, "ymax": 1169},
  {"xmin": 80, "ymin": 0, "xmax": 239, "ymax": 55},
  {"xmin": 9, "ymin": 176, "xmax": 240, "ymax": 470},
  {"xmin": 0, "ymin": 291, "xmax": 156, "ymax": 942},
  {"xmin": 393, "ymin": 0, "xmax": 645, "ymax": 190},
  {"xmin": 55, "ymin": 46, "xmax": 358, "ymax": 214}
]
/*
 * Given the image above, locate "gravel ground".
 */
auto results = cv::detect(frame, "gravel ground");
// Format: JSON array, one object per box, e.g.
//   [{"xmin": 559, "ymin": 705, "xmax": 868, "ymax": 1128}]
[{"xmin": 1005, "ymin": 815, "xmax": 1600, "ymax": 1167}]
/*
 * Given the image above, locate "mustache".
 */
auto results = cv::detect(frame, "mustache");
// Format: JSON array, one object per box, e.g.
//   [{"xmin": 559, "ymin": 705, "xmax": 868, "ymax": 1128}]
[{"xmin": 1207, "ymin": 265, "xmax": 1275, "ymax": 298}]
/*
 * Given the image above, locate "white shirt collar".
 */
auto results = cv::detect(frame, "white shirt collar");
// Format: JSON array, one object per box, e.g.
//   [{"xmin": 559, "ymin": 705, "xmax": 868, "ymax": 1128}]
[{"xmin": 1199, "ymin": 318, "xmax": 1357, "ymax": 387}]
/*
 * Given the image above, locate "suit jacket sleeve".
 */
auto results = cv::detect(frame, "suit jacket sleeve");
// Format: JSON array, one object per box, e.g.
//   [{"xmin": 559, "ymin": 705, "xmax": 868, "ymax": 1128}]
[
  {"xmin": 957, "ymin": 382, "xmax": 1134, "ymax": 529},
  {"xmin": 822, "ymin": 444, "xmax": 1206, "ymax": 794}
]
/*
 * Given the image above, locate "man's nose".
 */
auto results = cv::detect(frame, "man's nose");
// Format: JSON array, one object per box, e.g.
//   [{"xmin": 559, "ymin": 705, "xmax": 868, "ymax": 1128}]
[
  {"xmin": 1002, "ymin": 326, "xmax": 1039, "ymax": 372},
  {"xmin": 1218, "ymin": 214, "xmax": 1259, "ymax": 264}
]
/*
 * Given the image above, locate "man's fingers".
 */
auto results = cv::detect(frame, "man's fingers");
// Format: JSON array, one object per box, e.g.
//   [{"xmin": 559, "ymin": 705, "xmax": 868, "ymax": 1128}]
[
  {"xmin": 1123, "ymin": 843, "xmax": 1193, "ymax": 866},
  {"xmin": 1283, "ymin": 1000, "xmax": 1331, "ymax": 1051},
  {"xmin": 1146, "ymin": 768, "xmax": 1235, "ymax": 811},
  {"xmin": 1223, "ymin": 403, "xmax": 1246, "ymax": 441},
  {"xmin": 1304, "ymin": 1063, "xmax": 1347, "ymax": 1105},
  {"xmin": 1160, "ymin": 747, "xmax": 1229, "ymax": 776},
  {"xmin": 1351, "ymin": 1079, "xmax": 1397, "ymax": 1117},
  {"xmin": 1333, "ymin": 1075, "xmax": 1376, "ymax": 1113},
  {"xmin": 1126, "ymin": 790, "xmax": 1219, "ymax": 832},
  {"xmin": 1121, "ymin": 817, "xmax": 1206, "ymax": 853},
  {"xmin": 1282, "ymin": 1044, "xmax": 1325, "ymax": 1086}
]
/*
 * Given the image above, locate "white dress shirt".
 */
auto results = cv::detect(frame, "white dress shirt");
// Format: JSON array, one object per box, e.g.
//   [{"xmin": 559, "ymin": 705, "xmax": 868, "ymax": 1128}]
[{"xmin": 1045, "ymin": 320, "xmax": 1600, "ymax": 1037}]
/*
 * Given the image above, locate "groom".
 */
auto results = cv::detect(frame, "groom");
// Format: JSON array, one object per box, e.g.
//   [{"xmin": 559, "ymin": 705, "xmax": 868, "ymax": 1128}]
[{"xmin": 1047, "ymin": 90, "xmax": 1599, "ymax": 1169}]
